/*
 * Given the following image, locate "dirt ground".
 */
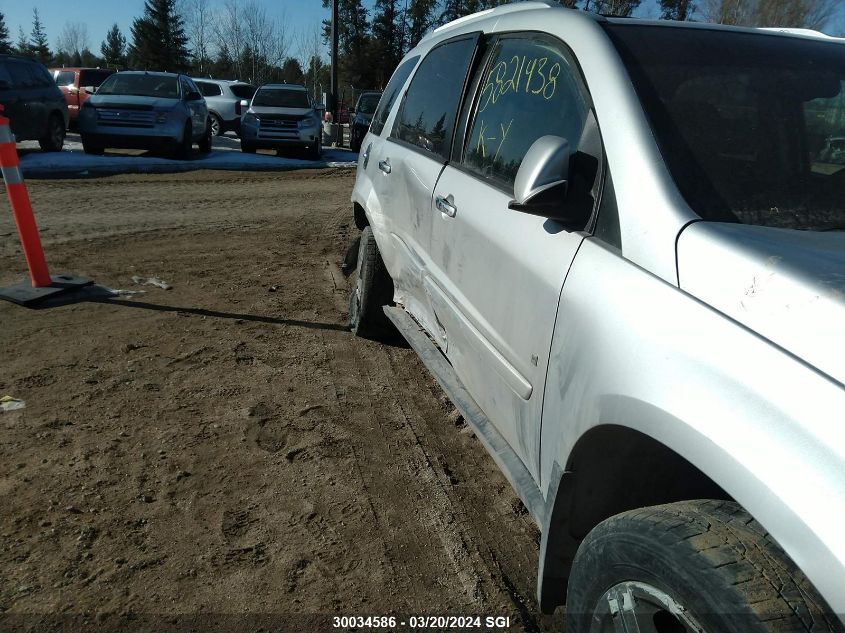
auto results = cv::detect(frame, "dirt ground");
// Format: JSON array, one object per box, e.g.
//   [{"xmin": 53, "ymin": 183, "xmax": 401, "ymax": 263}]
[{"xmin": 0, "ymin": 169, "xmax": 560, "ymax": 632}]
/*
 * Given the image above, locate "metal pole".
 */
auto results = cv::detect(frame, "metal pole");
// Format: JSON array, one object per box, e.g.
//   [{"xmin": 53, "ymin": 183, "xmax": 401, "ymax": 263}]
[{"xmin": 331, "ymin": 0, "xmax": 339, "ymax": 124}]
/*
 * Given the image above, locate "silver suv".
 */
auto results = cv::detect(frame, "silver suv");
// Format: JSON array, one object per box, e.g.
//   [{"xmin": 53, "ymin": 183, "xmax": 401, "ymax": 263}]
[
  {"xmin": 191, "ymin": 78, "xmax": 256, "ymax": 136},
  {"xmin": 348, "ymin": 3, "xmax": 845, "ymax": 631},
  {"xmin": 239, "ymin": 84, "xmax": 322, "ymax": 158}
]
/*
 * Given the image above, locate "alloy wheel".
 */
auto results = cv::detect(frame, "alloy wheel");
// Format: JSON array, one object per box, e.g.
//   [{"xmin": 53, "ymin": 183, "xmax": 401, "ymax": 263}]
[{"xmin": 589, "ymin": 581, "xmax": 705, "ymax": 633}]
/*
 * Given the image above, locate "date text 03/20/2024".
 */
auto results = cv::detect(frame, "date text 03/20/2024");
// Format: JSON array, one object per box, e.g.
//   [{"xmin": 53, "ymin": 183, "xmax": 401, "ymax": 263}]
[{"xmin": 332, "ymin": 615, "xmax": 512, "ymax": 629}]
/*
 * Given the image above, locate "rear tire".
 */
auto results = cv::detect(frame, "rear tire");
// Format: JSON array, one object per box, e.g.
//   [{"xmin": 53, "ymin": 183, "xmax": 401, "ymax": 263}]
[
  {"xmin": 566, "ymin": 500, "xmax": 843, "ymax": 633},
  {"xmin": 348, "ymin": 226, "xmax": 395, "ymax": 340},
  {"xmin": 39, "ymin": 114, "xmax": 65, "ymax": 152}
]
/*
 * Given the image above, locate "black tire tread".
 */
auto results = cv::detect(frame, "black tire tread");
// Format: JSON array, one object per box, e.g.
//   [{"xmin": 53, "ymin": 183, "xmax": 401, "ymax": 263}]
[
  {"xmin": 349, "ymin": 226, "xmax": 394, "ymax": 340},
  {"xmin": 568, "ymin": 500, "xmax": 842, "ymax": 633}
]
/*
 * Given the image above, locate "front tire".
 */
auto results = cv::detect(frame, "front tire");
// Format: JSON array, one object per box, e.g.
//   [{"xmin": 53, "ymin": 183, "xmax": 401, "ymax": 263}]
[
  {"xmin": 198, "ymin": 118, "xmax": 213, "ymax": 154},
  {"xmin": 566, "ymin": 500, "xmax": 843, "ymax": 633},
  {"xmin": 82, "ymin": 138, "xmax": 104, "ymax": 155},
  {"xmin": 175, "ymin": 122, "xmax": 192, "ymax": 159},
  {"xmin": 39, "ymin": 114, "xmax": 65, "ymax": 152},
  {"xmin": 309, "ymin": 136, "xmax": 322, "ymax": 161},
  {"xmin": 348, "ymin": 226, "xmax": 394, "ymax": 340}
]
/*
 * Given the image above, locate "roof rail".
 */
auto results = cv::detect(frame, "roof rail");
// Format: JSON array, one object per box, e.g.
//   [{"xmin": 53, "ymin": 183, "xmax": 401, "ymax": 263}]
[
  {"xmin": 758, "ymin": 27, "xmax": 833, "ymax": 39},
  {"xmin": 420, "ymin": 1, "xmax": 561, "ymax": 45}
]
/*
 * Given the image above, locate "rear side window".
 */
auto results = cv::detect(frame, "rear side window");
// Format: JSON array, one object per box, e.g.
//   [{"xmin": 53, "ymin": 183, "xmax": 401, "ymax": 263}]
[
  {"xmin": 392, "ymin": 37, "xmax": 478, "ymax": 160},
  {"xmin": 54, "ymin": 70, "xmax": 75, "ymax": 86},
  {"xmin": 79, "ymin": 69, "xmax": 113, "ymax": 88},
  {"xmin": 8, "ymin": 61, "xmax": 37, "ymax": 88},
  {"xmin": 461, "ymin": 35, "xmax": 589, "ymax": 189},
  {"xmin": 197, "ymin": 81, "xmax": 222, "ymax": 97},
  {"xmin": 0, "ymin": 64, "xmax": 11, "ymax": 84},
  {"xmin": 229, "ymin": 84, "xmax": 256, "ymax": 99},
  {"xmin": 370, "ymin": 55, "xmax": 419, "ymax": 136}
]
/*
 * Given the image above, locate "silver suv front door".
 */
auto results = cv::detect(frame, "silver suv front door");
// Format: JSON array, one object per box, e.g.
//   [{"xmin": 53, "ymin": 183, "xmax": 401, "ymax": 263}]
[{"xmin": 427, "ymin": 34, "xmax": 599, "ymax": 480}]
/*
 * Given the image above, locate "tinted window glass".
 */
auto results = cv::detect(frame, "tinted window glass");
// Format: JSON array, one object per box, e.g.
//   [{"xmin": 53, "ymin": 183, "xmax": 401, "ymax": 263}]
[
  {"xmin": 8, "ymin": 61, "xmax": 35, "ymax": 88},
  {"xmin": 462, "ymin": 36, "xmax": 588, "ymax": 188},
  {"xmin": 197, "ymin": 81, "xmax": 222, "ymax": 97},
  {"xmin": 229, "ymin": 84, "xmax": 256, "ymax": 99},
  {"xmin": 393, "ymin": 38, "xmax": 476, "ymax": 159},
  {"xmin": 607, "ymin": 24, "xmax": 845, "ymax": 231},
  {"xmin": 0, "ymin": 64, "xmax": 11, "ymax": 84},
  {"xmin": 356, "ymin": 93, "xmax": 381, "ymax": 115},
  {"xmin": 252, "ymin": 88, "xmax": 309, "ymax": 108},
  {"xmin": 55, "ymin": 70, "xmax": 75, "ymax": 86},
  {"xmin": 371, "ymin": 56, "xmax": 418, "ymax": 136},
  {"xmin": 30, "ymin": 64, "xmax": 53, "ymax": 87},
  {"xmin": 98, "ymin": 74, "xmax": 179, "ymax": 98},
  {"xmin": 79, "ymin": 69, "xmax": 113, "ymax": 87}
]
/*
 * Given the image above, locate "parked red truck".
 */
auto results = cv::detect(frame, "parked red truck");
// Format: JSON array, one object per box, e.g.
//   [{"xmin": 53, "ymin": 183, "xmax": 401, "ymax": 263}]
[{"xmin": 49, "ymin": 67, "xmax": 115, "ymax": 125}]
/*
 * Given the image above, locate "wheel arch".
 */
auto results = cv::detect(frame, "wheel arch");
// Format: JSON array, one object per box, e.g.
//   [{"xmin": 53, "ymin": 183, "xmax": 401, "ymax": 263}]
[
  {"xmin": 537, "ymin": 422, "xmax": 730, "ymax": 613},
  {"xmin": 353, "ymin": 201, "xmax": 369, "ymax": 230}
]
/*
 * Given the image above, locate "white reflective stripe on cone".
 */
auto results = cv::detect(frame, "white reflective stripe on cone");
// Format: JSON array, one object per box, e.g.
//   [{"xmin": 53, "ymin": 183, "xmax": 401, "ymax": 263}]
[
  {"xmin": 0, "ymin": 126, "xmax": 13, "ymax": 144},
  {"xmin": 1, "ymin": 165, "xmax": 23, "ymax": 185}
]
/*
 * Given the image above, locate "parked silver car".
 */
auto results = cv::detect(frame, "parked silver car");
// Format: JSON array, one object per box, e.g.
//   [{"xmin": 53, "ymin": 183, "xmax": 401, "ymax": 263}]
[
  {"xmin": 239, "ymin": 84, "xmax": 322, "ymax": 158},
  {"xmin": 348, "ymin": 3, "xmax": 845, "ymax": 631},
  {"xmin": 79, "ymin": 71, "xmax": 212, "ymax": 158},
  {"xmin": 191, "ymin": 78, "xmax": 256, "ymax": 136}
]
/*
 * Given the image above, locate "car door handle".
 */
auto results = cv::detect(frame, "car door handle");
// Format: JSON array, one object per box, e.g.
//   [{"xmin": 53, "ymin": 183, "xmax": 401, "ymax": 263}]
[
  {"xmin": 435, "ymin": 195, "xmax": 457, "ymax": 218},
  {"xmin": 378, "ymin": 158, "xmax": 391, "ymax": 174}
]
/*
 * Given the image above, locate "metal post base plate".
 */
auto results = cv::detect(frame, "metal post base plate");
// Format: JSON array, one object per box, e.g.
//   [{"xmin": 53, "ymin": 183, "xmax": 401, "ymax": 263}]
[{"xmin": 0, "ymin": 274, "xmax": 94, "ymax": 306}]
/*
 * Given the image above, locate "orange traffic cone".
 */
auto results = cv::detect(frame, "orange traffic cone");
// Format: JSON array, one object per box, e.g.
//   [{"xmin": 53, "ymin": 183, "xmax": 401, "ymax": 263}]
[{"xmin": 0, "ymin": 104, "xmax": 91, "ymax": 306}]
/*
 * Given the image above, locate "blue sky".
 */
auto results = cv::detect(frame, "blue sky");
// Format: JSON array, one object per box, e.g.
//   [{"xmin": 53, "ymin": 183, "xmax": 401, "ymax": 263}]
[{"xmin": 1, "ymin": 0, "xmax": 843, "ymax": 56}]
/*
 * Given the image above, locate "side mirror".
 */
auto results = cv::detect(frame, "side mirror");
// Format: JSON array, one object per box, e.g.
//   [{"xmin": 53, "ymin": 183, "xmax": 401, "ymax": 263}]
[
  {"xmin": 83, "ymin": 85, "xmax": 96, "ymax": 94},
  {"xmin": 186, "ymin": 91, "xmax": 203, "ymax": 101},
  {"xmin": 508, "ymin": 135, "xmax": 571, "ymax": 218},
  {"xmin": 0, "ymin": 79, "xmax": 10, "ymax": 91}
]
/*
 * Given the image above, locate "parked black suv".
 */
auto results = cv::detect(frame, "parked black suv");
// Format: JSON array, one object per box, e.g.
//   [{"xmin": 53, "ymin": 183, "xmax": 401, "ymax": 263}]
[{"xmin": 0, "ymin": 54, "xmax": 68, "ymax": 151}]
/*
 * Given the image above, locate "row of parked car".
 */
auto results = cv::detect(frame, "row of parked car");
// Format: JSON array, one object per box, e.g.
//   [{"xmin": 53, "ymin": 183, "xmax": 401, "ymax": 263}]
[{"xmin": 0, "ymin": 53, "xmax": 364, "ymax": 160}]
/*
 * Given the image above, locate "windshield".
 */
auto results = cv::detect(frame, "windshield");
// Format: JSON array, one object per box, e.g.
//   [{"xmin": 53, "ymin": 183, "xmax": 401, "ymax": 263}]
[
  {"xmin": 356, "ymin": 94, "xmax": 381, "ymax": 115},
  {"xmin": 606, "ymin": 24, "xmax": 845, "ymax": 231},
  {"xmin": 252, "ymin": 88, "xmax": 310, "ymax": 108},
  {"xmin": 230, "ymin": 83, "xmax": 256, "ymax": 99},
  {"xmin": 97, "ymin": 74, "xmax": 180, "ymax": 98},
  {"xmin": 80, "ymin": 69, "xmax": 114, "ymax": 87}
]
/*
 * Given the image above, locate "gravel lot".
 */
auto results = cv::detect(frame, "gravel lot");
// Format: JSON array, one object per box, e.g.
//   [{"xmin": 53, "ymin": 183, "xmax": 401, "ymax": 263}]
[{"xmin": 0, "ymin": 169, "xmax": 559, "ymax": 632}]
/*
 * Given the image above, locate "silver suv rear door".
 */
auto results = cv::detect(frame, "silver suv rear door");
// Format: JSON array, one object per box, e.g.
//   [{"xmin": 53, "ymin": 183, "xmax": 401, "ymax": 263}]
[{"xmin": 376, "ymin": 34, "xmax": 481, "ymax": 345}]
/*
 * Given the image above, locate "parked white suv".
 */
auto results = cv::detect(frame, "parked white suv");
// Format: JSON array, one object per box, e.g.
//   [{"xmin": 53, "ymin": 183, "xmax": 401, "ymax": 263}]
[{"xmin": 348, "ymin": 3, "xmax": 845, "ymax": 631}]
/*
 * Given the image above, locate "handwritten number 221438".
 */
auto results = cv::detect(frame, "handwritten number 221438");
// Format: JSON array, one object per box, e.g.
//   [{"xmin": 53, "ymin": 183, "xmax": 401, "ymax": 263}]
[{"xmin": 478, "ymin": 55, "xmax": 561, "ymax": 113}]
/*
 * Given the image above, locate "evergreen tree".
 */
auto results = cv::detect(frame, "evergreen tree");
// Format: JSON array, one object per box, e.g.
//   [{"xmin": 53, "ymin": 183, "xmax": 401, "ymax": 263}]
[
  {"xmin": 371, "ymin": 0, "xmax": 404, "ymax": 86},
  {"xmin": 129, "ymin": 0, "xmax": 190, "ymax": 71},
  {"xmin": 584, "ymin": 0, "xmax": 642, "ymax": 17},
  {"xmin": 660, "ymin": 0, "xmax": 696, "ymax": 20},
  {"xmin": 15, "ymin": 26, "xmax": 30, "ymax": 57},
  {"xmin": 0, "ymin": 12, "xmax": 12, "ymax": 55},
  {"xmin": 101, "ymin": 24, "xmax": 127, "ymax": 67},
  {"xmin": 29, "ymin": 8, "xmax": 52, "ymax": 64},
  {"xmin": 405, "ymin": 0, "xmax": 438, "ymax": 50},
  {"xmin": 322, "ymin": 0, "xmax": 373, "ymax": 89},
  {"xmin": 281, "ymin": 57, "xmax": 305, "ymax": 84}
]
